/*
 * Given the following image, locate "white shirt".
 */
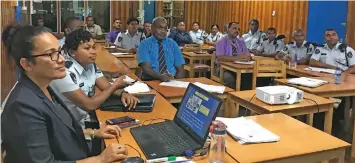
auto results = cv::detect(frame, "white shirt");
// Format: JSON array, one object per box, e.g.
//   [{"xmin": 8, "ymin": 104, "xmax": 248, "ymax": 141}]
[
  {"xmin": 257, "ymin": 39, "xmax": 285, "ymax": 55},
  {"xmin": 189, "ymin": 29, "xmax": 208, "ymax": 44},
  {"xmin": 206, "ymin": 32, "xmax": 223, "ymax": 43},
  {"xmin": 311, "ymin": 42, "xmax": 355, "ymax": 71},
  {"xmin": 59, "ymin": 37, "xmax": 65, "ymax": 48},
  {"xmin": 280, "ymin": 41, "xmax": 315, "ymax": 61},
  {"xmin": 242, "ymin": 30, "xmax": 267, "ymax": 50},
  {"xmin": 85, "ymin": 24, "xmax": 102, "ymax": 37},
  {"xmin": 50, "ymin": 56, "xmax": 104, "ymax": 128},
  {"xmin": 114, "ymin": 30, "xmax": 146, "ymax": 49}
]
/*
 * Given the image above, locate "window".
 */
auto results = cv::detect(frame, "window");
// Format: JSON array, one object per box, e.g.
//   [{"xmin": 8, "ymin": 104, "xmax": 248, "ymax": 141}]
[
  {"xmin": 60, "ymin": 0, "xmax": 84, "ymax": 32},
  {"xmin": 31, "ymin": 1, "xmax": 57, "ymax": 32},
  {"xmin": 87, "ymin": 1, "xmax": 110, "ymax": 32}
]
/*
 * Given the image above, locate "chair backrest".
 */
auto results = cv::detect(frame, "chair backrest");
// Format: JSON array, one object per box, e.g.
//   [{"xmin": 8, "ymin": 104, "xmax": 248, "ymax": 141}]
[
  {"xmin": 252, "ymin": 59, "xmax": 286, "ymax": 89},
  {"xmin": 183, "ymin": 44, "xmax": 202, "ymax": 52},
  {"xmin": 210, "ymin": 51, "xmax": 220, "ymax": 82}
]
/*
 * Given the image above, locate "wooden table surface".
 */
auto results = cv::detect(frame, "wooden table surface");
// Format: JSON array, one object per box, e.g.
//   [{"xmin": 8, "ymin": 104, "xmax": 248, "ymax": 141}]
[
  {"xmin": 286, "ymin": 65, "xmax": 334, "ymax": 77},
  {"xmin": 228, "ymin": 90, "xmax": 335, "ymax": 134},
  {"xmin": 182, "ymin": 52, "xmax": 212, "ymax": 58},
  {"xmin": 96, "ymin": 90, "xmax": 237, "ymax": 162},
  {"xmin": 95, "ymin": 44, "xmax": 130, "ymax": 74},
  {"xmin": 226, "ymin": 113, "xmax": 350, "ymax": 163}
]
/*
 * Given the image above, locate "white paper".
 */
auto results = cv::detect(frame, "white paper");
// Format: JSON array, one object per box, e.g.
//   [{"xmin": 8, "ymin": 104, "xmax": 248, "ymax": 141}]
[
  {"xmin": 111, "ymin": 52, "xmax": 131, "ymax": 56},
  {"xmin": 193, "ymin": 82, "xmax": 225, "ymax": 94},
  {"xmin": 123, "ymin": 75, "xmax": 136, "ymax": 84},
  {"xmin": 124, "ymin": 82, "xmax": 150, "ymax": 94},
  {"xmin": 287, "ymin": 77, "xmax": 328, "ymax": 88},
  {"xmin": 304, "ymin": 67, "xmax": 335, "ymax": 74},
  {"xmin": 234, "ymin": 61, "xmax": 255, "ymax": 65},
  {"xmin": 159, "ymin": 80, "xmax": 190, "ymax": 88},
  {"xmin": 216, "ymin": 117, "xmax": 280, "ymax": 144}
]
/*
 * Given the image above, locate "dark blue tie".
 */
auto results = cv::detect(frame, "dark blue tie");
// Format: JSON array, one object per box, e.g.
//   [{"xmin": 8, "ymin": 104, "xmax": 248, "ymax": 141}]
[{"xmin": 158, "ymin": 41, "xmax": 167, "ymax": 73}]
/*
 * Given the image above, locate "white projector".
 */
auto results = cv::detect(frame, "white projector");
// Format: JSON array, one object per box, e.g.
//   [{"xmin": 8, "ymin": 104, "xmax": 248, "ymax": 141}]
[{"xmin": 255, "ymin": 86, "xmax": 304, "ymax": 105}]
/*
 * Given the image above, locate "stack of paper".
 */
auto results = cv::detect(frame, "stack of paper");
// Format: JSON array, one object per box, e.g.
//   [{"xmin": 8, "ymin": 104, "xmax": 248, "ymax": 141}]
[
  {"xmin": 304, "ymin": 67, "xmax": 335, "ymax": 74},
  {"xmin": 159, "ymin": 80, "xmax": 190, "ymax": 88},
  {"xmin": 111, "ymin": 52, "xmax": 131, "ymax": 56},
  {"xmin": 193, "ymin": 82, "xmax": 225, "ymax": 94},
  {"xmin": 124, "ymin": 82, "xmax": 150, "ymax": 94},
  {"xmin": 234, "ymin": 61, "xmax": 255, "ymax": 65},
  {"xmin": 287, "ymin": 77, "xmax": 328, "ymax": 88},
  {"xmin": 216, "ymin": 117, "xmax": 280, "ymax": 144}
]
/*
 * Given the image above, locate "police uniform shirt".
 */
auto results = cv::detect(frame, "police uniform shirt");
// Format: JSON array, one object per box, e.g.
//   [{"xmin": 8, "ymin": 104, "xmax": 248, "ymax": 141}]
[
  {"xmin": 50, "ymin": 56, "xmax": 104, "ymax": 128},
  {"xmin": 257, "ymin": 39, "xmax": 285, "ymax": 55},
  {"xmin": 114, "ymin": 30, "xmax": 146, "ymax": 49},
  {"xmin": 281, "ymin": 41, "xmax": 315, "ymax": 61},
  {"xmin": 189, "ymin": 29, "xmax": 208, "ymax": 44},
  {"xmin": 85, "ymin": 24, "xmax": 102, "ymax": 37},
  {"xmin": 168, "ymin": 29, "xmax": 193, "ymax": 46},
  {"xmin": 311, "ymin": 42, "xmax": 355, "ymax": 71},
  {"xmin": 242, "ymin": 30, "xmax": 267, "ymax": 50},
  {"xmin": 207, "ymin": 32, "xmax": 223, "ymax": 43}
]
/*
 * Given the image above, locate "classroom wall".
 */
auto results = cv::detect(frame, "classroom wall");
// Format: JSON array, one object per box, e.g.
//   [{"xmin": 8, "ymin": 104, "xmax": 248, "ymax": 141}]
[
  {"xmin": 110, "ymin": 1, "xmax": 139, "ymax": 30},
  {"xmin": 346, "ymin": 1, "xmax": 355, "ymax": 48},
  {"xmin": 1, "ymin": 1, "xmax": 17, "ymax": 102}
]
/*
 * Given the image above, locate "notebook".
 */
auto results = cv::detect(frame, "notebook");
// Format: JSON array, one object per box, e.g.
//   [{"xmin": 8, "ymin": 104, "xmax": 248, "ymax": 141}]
[{"xmin": 100, "ymin": 94, "xmax": 156, "ymax": 112}]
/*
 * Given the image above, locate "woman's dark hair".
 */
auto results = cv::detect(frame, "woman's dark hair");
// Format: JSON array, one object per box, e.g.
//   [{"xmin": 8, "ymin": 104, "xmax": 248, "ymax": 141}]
[
  {"xmin": 2, "ymin": 22, "xmax": 48, "ymax": 67},
  {"xmin": 64, "ymin": 28, "xmax": 93, "ymax": 51},
  {"xmin": 211, "ymin": 24, "xmax": 219, "ymax": 30}
]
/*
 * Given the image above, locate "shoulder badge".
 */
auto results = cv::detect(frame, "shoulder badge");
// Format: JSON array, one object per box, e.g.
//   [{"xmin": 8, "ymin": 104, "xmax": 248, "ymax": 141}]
[
  {"xmin": 69, "ymin": 73, "xmax": 77, "ymax": 84},
  {"xmin": 347, "ymin": 51, "xmax": 353, "ymax": 58},
  {"xmin": 263, "ymin": 38, "xmax": 268, "ymax": 41},
  {"xmin": 261, "ymin": 34, "xmax": 267, "ymax": 39},
  {"xmin": 65, "ymin": 61, "xmax": 73, "ymax": 69},
  {"xmin": 283, "ymin": 46, "xmax": 288, "ymax": 51},
  {"xmin": 117, "ymin": 37, "xmax": 123, "ymax": 42},
  {"xmin": 315, "ymin": 48, "xmax": 320, "ymax": 54}
]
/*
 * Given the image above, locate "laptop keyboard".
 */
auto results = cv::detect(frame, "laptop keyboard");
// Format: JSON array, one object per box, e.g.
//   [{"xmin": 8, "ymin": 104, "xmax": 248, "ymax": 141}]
[{"xmin": 147, "ymin": 122, "xmax": 192, "ymax": 155}]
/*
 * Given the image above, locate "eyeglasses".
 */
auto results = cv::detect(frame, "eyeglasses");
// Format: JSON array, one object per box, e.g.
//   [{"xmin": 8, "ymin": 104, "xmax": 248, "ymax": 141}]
[{"xmin": 30, "ymin": 50, "xmax": 62, "ymax": 61}]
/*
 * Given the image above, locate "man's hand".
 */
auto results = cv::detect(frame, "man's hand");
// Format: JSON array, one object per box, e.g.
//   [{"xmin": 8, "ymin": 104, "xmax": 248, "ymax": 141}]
[
  {"xmin": 95, "ymin": 125, "xmax": 122, "ymax": 139},
  {"xmin": 121, "ymin": 92, "xmax": 140, "ymax": 110},
  {"xmin": 99, "ymin": 143, "xmax": 128, "ymax": 163},
  {"xmin": 128, "ymin": 48, "xmax": 137, "ymax": 53},
  {"xmin": 159, "ymin": 73, "xmax": 174, "ymax": 82}
]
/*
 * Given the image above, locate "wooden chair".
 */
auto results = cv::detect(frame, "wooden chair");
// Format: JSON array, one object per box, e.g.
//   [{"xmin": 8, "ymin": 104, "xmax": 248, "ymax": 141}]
[
  {"xmin": 252, "ymin": 59, "xmax": 286, "ymax": 89},
  {"xmin": 210, "ymin": 51, "xmax": 220, "ymax": 82}
]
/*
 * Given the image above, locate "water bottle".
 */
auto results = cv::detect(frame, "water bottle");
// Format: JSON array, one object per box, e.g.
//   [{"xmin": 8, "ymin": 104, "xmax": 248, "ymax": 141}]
[
  {"xmin": 334, "ymin": 67, "xmax": 342, "ymax": 85},
  {"xmin": 209, "ymin": 122, "xmax": 226, "ymax": 163},
  {"xmin": 288, "ymin": 53, "xmax": 297, "ymax": 69}
]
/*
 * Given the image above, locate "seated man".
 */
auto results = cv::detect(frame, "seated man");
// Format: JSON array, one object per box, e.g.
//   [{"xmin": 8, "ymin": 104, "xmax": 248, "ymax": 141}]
[
  {"xmin": 106, "ymin": 19, "xmax": 122, "ymax": 46},
  {"xmin": 168, "ymin": 22, "xmax": 193, "ymax": 46},
  {"xmin": 138, "ymin": 17, "xmax": 185, "ymax": 82},
  {"xmin": 256, "ymin": 27, "xmax": 285, "ymax": 58},
  {"xmin": 276, "ymin": 29, "xmax": 315, "ymax": 65},
  {"xmin": 189, "ymin": 22, "xmax": 208, "ymax": 45},
  {"xmin": 242, "ymin": 19, "xmax": 267, "ymax": 54},
  {"xmin": 85, "ymin": 16, "xmax": 103, "ymax": 40},
  {"xmin": 114, "ymin": 17, "xmax": 145, "ymax": 53},
  {"xmin": 215, "ymin": 22, "xmax": 250, "ymax": 89},
  {"xmin": 309, "ymin": 29, "xmax": 355, "ymax": 72}
]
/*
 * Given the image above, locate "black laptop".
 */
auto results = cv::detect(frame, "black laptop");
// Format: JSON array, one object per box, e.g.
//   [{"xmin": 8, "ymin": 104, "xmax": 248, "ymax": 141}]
[
  {"xmin": 130, "ymin": 83, "xmax": 222, "ymax": 159},
  {"xmin": 100, "ymin": 94, "xmax": 156, "ymax": 112}
]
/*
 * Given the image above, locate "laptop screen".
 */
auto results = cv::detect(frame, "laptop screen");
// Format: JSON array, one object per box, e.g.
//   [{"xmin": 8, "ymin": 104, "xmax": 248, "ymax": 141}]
[{"xmin": 175, "ymin": 84, "xmax": 222, "ymax": 142}]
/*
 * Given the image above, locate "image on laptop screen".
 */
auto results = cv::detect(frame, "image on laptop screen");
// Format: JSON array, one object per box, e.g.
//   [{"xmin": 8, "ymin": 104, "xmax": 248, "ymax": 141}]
[{"xmin": 176, "ymin": 85, "xmax": 220, "ymax": 139}]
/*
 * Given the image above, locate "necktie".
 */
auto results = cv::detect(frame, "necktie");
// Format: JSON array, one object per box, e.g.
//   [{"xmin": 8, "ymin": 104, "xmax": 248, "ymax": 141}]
[
  {"xmin": 158, "ymin": 41, "xmax": 167, "ymax": 73},
  {"xmin": 231, "ymin": 40, "xmax": 237, "ymax": 56}
]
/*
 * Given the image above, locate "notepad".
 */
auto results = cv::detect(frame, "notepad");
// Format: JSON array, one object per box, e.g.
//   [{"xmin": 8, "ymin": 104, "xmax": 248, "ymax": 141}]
[
  {"xmin": 216, "ymin": 117, "xmax": 280, "ymax": 144},
  {"xmin": 111, "ymin": 52, "xmax": 131, "ymax": 56},
  {"xmin": 124, "ymin": 82, "xmax": 150, "ymax": 94},
  {"xmin": 287, "ymin": 77, "xmax": 328, "ymax": 88},
  {"xmin": 193, "ymin": 82, "xmax": 225, "ymax": 94},
  {"xmin": 234, "ymin": 61, "xmax": 255, "ymax": 65},
  {"xmin": 304, "ymin": 67, "xmax": 336, "ymax": 74},
  {"xmin": 159, "ymin": 80, "xmax": 190, "ymax": 88}
]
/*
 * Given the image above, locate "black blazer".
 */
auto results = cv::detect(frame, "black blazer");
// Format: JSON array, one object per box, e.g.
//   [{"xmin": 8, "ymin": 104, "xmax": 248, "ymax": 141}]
[{"xmin": 1, "ymin": 75, "xmax": 90, "ymax": 163}]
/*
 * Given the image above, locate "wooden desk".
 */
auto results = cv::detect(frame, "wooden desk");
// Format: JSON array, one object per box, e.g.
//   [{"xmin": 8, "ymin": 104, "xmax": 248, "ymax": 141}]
[
  {"xmin": 286, "ymin": 65, "xmax": 334, "ymax": 77},
  {"xmin": 95, "ymin": 44, "xmax": 130, "ymax": 74},
  {"xmin": 226, "ymin": 113, "xmax": 350, "ymax": 163},
  {"xmin": 96, "ymin": 91, "xmax": 237, "ymax": 162},
  {"xmin": 202, "ymin": 44, "xmax": 214, "ymax": 50},
  {"xmin": 145, "ymin": 77, "xmax": 234, "ymax": 116},
  {"xmin": 219, "ymin": 61, "xmax": 254, "ymax": 91},
  {"xmin": 182, "ymin": 52, "xmax": 212, "ymax": 77},
  {"xmin": 228, "ymin": 90, "xmax": 335, "ymax": 134}
]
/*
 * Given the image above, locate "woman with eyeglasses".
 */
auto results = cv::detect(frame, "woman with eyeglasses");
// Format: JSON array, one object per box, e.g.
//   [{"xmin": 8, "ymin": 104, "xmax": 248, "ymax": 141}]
[
  {"xmin": 206, "ymin": 24, "xmax": 223, "ymax": 46},
  {"xmin": 50, "ymin": 28, "xmax": 139, "ymax": 130},
  {"xmin": 1, "ymin": 24, "xmax": 128, "ymax": 163}
]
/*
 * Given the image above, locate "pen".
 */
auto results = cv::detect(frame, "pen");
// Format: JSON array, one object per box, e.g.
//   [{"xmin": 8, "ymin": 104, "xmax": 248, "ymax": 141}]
[{"xmin": 146, "ymin": 156, "xmax": 177, "ymax": 163}]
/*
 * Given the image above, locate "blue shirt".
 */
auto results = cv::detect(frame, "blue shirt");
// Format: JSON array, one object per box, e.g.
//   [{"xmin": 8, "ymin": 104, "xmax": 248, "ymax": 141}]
[{"xmin": 138, "ymin": 36, "xmax": 185, "ymax": 77}]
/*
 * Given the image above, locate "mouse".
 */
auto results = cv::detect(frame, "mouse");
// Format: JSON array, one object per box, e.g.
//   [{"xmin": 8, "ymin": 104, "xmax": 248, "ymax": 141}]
[{"xmin": 121, "ymin": 157, "xmax": 144, "ymax": 163}]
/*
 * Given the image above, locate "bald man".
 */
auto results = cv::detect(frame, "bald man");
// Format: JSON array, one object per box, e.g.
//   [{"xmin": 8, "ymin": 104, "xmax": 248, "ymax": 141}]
[{"xmin": 276, "ymin": 29, "xmax": 315, "ymax": 65}]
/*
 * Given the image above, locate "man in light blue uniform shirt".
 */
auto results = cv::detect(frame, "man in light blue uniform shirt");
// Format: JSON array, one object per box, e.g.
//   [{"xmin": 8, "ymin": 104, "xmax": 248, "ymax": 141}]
[{"xmin": 138, "ymin": 17, "xmax": 185, "ymax": 82}]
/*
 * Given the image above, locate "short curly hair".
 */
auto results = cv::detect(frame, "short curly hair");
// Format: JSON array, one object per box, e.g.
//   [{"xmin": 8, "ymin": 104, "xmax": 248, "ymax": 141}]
[{"xmin": 64, "ymin": 28, "xmax": 92, "ymax": 51}]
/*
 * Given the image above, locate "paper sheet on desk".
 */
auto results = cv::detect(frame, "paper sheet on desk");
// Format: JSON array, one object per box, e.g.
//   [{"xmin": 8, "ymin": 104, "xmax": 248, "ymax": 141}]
[
  {"xmin": 287, "ymin": 77, "xmax": 328, "ymax": 88},
  {"xmin": 124, "ymin": 82, "xmax": 150, "ymax": 94},
  {"xmin": 234, "ymin": 61, "xmax": 255, "ymax": 65},
  {"xmin": 216, "ymin": 117, "xmax": 280, "ymax": 144},
  {"xmin": 111, "ymin": 52, "xmax": 131, "ymax": 56},
  {"xmin": 193, "ymin": 82, "xmax": 225, "ymax": 94},
  {"xmin": 304, "ymin": 67, "xmax": 335, "ymax": 74},
  {"xmin": 159, "ymin": 80, "xmax": 190, "ymax": 88}
]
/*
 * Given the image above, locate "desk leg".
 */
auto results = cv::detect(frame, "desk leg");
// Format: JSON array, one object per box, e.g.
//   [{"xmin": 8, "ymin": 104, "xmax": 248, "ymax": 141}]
[
  {"xmin": 236, "ymin": 70, "xmax": 241, "ymax": 91},
  {"xmin": 189, "ymin": 59, "xmax": 195, "ymax": 78},
  {"xmin": 306, "ymin": 113, "xmax": 314, "ymax": 126},
  {"xmin": 334, "ymin": 148, "xmax": 345, "ymax": 163},
  {"xmin": 224, "ymin": 96, "xmax": 231, "ymax": 117},
  {"xmin": 351, "ymin": 96, "xmax": 355, "ymax": 159},
  {"xmin": 324, "ymin": 105, "xmax": 334, "ymax": 134},
  {"xmin": 220, "ymin": 66, "xmax": 225, "ymax": 85},
  {"xmin": 344, "ymin": 97, "xmax": 351, "ymax": 133}
]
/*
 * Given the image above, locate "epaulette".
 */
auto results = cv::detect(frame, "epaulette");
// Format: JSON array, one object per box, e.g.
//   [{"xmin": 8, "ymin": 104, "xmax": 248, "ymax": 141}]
[
  {"xmin": 65, "ymin": 61, "xmax": 73, "ymax": 69},
  {"xmin": 288, "ymin": 42, "xmax": 294, "ymax": 45},
  {"xmin": 263, "ymin": 38, "xmax": 268, "ymax": 41},
  {"xmin": 339, "ymin": 43, "xmax": 347, "ymax": 53}
]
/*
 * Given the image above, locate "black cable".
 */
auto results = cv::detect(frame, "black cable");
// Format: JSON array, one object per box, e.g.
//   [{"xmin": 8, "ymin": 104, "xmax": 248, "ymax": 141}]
[
  {"xmin": 116, "ymin": 137, "xmax": 142, "ymax": 158},
  {"xmin": 304, "ymin": 97, "xmax": 320, "ymax": 113},
  {"xmin": 225, "ymin": 148, "xmax": 240, "ymax": 163}
]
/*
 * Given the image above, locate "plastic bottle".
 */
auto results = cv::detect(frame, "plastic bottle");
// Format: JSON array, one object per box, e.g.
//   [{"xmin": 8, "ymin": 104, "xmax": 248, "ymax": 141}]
[
  {"xmin": 209, "ymin": 123, "xmax": 226, "ymax": 163},
  {"xmin": 334, "ymin": 67, "xmax": 342, "ymax": 85}
]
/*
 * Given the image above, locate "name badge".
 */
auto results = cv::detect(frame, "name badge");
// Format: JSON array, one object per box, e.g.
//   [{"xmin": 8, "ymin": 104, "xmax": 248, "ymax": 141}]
[{"xmin": 79, "ymin": 83, "xmax": 84, "ymax": 87}]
